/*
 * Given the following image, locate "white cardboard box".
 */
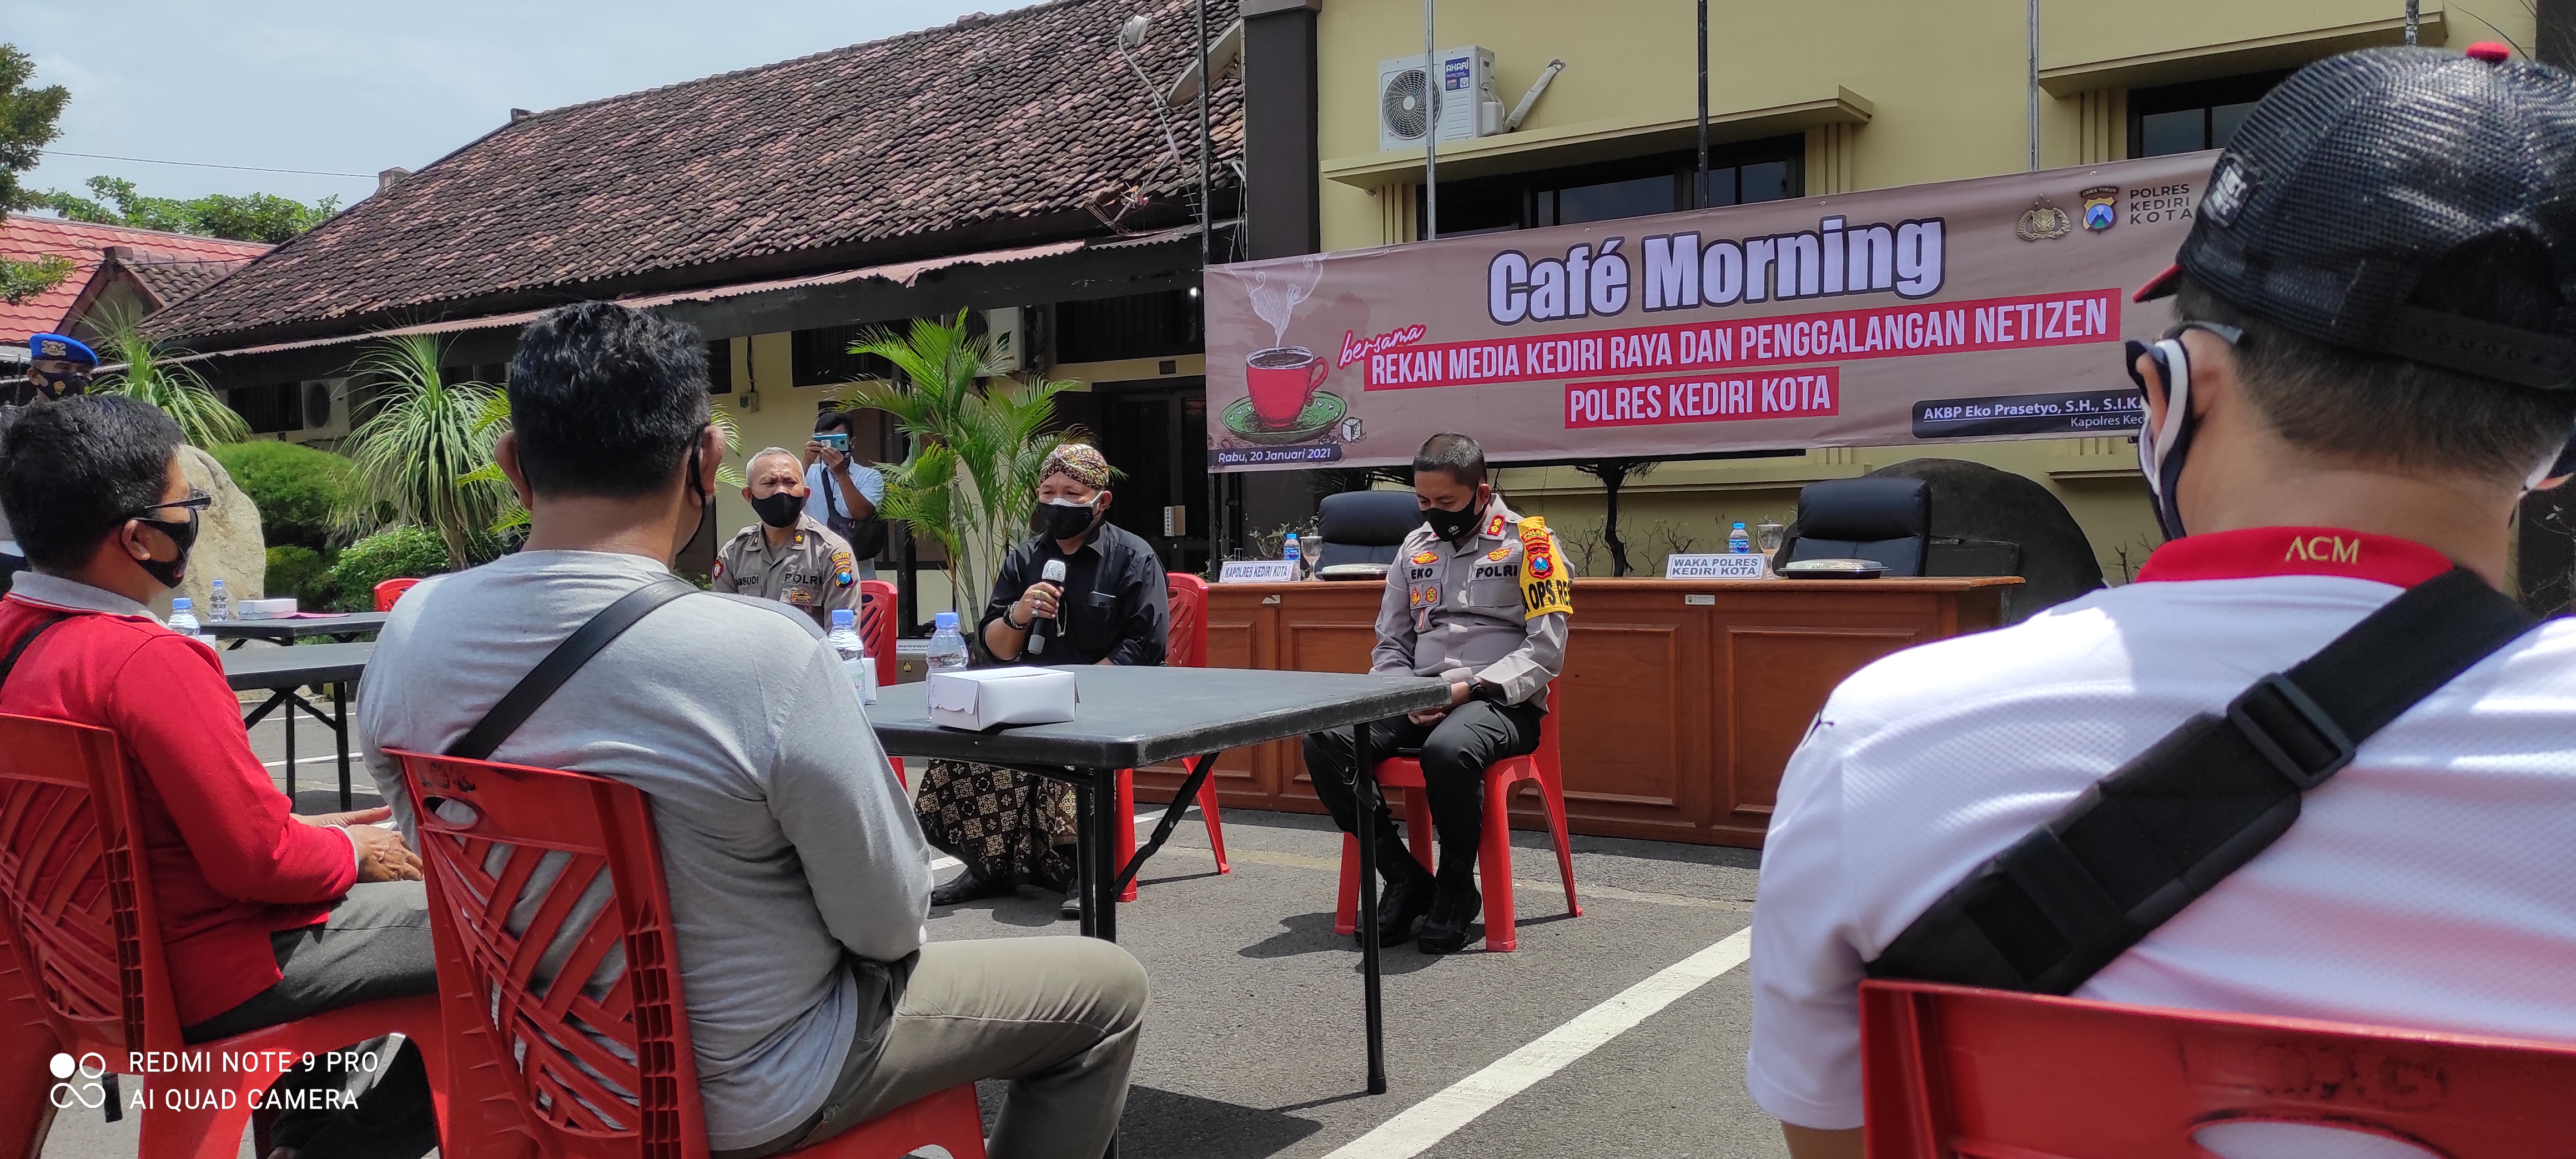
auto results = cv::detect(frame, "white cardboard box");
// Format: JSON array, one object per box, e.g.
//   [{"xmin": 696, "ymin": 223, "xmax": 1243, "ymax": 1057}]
[{"xmin": 927, "ymin": 667, "xmax": 1080, "ymax": 730}]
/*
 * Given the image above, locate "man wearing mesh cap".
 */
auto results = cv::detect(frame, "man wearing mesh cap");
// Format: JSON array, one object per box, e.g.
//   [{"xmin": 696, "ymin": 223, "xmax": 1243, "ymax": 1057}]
[{"xmin": 1747, "ymin": 44, "xmax": 2576, "ymax": 1156}]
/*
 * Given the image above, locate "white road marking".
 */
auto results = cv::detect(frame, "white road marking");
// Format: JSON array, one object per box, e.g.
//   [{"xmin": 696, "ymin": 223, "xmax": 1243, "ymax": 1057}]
[
  {"xmin": 1318, "ymin": 928, "xmax": 1755, "ymax": 1159},
  {"xmin": 262, "ymin": 753, "xmax": 356, "ymax": 771}
]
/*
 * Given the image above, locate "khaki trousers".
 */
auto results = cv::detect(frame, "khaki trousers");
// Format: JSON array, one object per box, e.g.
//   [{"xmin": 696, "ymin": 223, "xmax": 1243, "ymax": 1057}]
[{"xmin": 715, "ymin": 936, "xmax": 1148, "ymax": 1159}]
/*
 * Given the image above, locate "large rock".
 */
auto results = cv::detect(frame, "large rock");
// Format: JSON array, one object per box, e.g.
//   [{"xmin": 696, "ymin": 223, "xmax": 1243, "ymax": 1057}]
[{"xmin": 147, "ymin": 445, "xmax": 265, "ymax": 620}]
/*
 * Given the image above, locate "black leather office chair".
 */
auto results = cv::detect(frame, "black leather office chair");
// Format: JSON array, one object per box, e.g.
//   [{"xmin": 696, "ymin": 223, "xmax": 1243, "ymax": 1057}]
[
  {"xmin": 1783, "ymin": 476, "xmax": 1931, "ymax": 577},
  {"xmin": 1316, "ymin": 490, "xmax": 1423, "ymax": 571},
  {"xmin": 1868, "ymin": 457, "xmax": 2106, "ymax": 623}
]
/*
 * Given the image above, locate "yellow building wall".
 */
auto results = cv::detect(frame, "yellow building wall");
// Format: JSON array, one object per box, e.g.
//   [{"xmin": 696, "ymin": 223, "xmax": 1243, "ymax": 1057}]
[{"xmin": 1309, "ymin": 0, "xmax": 2533, "ymax": 582}]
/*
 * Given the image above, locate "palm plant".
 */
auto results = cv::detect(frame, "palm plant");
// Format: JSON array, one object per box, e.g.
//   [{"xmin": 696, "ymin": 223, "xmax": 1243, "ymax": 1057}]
[
  {"xmin": 87, "ymin": 305, "xmax": 250, "ymax": 446},
  {"xmin": 338, "ymin": 334, "xmax": 510, "ymax": 570},
  {"xmin": 839, "ymin": 311, "xmax": 1076, "ymax": 617},
  {"xmin": 462, "ymin": 392, "xmax": 747, "ymax": 535}
]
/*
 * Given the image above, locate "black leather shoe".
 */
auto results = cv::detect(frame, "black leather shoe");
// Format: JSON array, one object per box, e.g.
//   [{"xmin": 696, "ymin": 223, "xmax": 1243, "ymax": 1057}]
[
  {"xmin": 1059, "ymin": 886, "xmax": 1084, "ymax": 921},
  {"xmin": 929, "ymin": 868, "xmax": 1014, "ymax": 907},
  {"xmin": 1416, "ymin": 876, "xmax": 1482, "ymax": 954},
  {"xmin": 1369, "ymin": 869, "xmax": 1436, "ymax": 946}
]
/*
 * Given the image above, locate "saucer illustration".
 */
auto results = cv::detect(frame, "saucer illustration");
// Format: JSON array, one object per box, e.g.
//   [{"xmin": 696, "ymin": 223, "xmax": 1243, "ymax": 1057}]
[{"xmin": 1222, "ymin": 391, "xmax": 1347, "ymax": 445}]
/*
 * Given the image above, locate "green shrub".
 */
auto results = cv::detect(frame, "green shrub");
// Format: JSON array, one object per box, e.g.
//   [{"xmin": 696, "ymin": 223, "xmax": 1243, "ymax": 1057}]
[
  {"xmin": 210, "ymin": 441, "xmax": 361, "ymax": 551},
  {"xmin": 265, "ymin": 545, "xmax": 334, "ymax": 607},
  {"xmin": 324, "ymin": 523, "xmax": 500, "ymax": 610}
]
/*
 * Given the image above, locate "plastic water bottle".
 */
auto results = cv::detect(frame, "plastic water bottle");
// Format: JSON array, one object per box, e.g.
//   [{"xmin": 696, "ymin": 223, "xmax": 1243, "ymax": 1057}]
[
  {"xmin": 828, "ymin": 609, "xmax": 877, "ymax": 705},
  {"xmin": 927, "ymin": 611, "xmax": 970, "ymax": 673},
  {"xmin": 208, "ymin": 578, "xmax": 232, "ymax": 621},
  {"xmin": 1283, "ymin": 532, "xmax": 1304, "ymax": 580},
  {"xmin": 1729, "ymin": 522, "xmax": 1753, "ymax": 553},
  {"xmin": 168, "ymin": 597, "xmax": 202, "ymax": 638}
]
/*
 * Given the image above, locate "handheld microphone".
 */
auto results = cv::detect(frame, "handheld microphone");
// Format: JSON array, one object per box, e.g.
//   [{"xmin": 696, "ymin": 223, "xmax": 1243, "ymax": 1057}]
[{"xmin": 1030, "ymin": 558, "xmax": 1068, "ymax": 655}]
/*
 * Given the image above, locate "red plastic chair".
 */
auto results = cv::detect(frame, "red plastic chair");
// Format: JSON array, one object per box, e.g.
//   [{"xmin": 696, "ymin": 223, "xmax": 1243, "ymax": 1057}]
[
  {"xmin": 1859, "ymin": 977, "xmax": 2576, "ymax": 1157},
  {"xmin": 1331, "ymin": 682, "xmax": 1579, "ymax": 952},
  {"xmin": 857, "ymin": 580, "xmax": 904, "ymax": 787},
  {"xmin": 374, "ymin": 576, "xmax": 423, "ymax": 612},
  {"xmin": 0, "ymin": 714, "xmax": 450, "ymax": 1159},
  {"xmin": 388, "ymin": 748, "xmax": 985, "ymax": 1159},
  {"xmin": 1115, "ymin": 573, "xmax": 1229, "ymax": 902}
]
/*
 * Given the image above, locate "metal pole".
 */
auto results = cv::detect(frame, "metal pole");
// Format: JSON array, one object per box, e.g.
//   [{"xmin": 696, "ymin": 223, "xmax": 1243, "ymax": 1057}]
[
  {"xmin": 1195, "ymin": 0, "xmax": 1219, "ymax": 568},
  {"xmin": 1422, "ymin": 0, "xmax": 1437, "ymax": 240},
  {"xmin": 1196, "ymin": 0, "xmax": 1214, "ymax": 269},
  {"xmin": 1695, "ymin": 0, "xmax": 1709, "ymax": 208},
  {"xmin": 1354, "ymin": 721, "xmax": 1385, "ymax": 1094},
  {"xmin": 2027, "ymin": 0, "xmax": 2040, "ymax": 171},
  {"xmin": 2404, "ymin": 0, "xmax": 2421, "ymax": 45}
]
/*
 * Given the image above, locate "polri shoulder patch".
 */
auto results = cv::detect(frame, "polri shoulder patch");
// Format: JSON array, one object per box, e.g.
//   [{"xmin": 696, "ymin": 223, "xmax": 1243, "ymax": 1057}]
[{"xmin": 1517, "ymin": 516, "xmax": 1572, "ymax": 619}]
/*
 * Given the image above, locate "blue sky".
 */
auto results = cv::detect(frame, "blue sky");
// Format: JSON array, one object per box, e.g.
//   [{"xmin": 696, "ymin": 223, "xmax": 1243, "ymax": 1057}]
[{"xmin": 12, "ymin": 1, "xmax": 996, "ymax": 210}]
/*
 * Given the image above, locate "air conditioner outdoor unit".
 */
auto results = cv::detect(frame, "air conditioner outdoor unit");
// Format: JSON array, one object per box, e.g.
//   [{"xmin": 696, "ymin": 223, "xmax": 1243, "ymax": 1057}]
[
  {"xmin": 282, "ymin": 378, "xmax": 350, "ymax": 443},
  {"xmin": 1377, "ymin": 47, "xmax": 1503, "ymax": 153}
]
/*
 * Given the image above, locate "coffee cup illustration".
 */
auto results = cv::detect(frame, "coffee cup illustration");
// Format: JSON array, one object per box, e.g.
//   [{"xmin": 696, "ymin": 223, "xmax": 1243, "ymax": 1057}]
[{"xmin": 1246, "ymin": 345, "xmax": 1330, "ymax": 429}]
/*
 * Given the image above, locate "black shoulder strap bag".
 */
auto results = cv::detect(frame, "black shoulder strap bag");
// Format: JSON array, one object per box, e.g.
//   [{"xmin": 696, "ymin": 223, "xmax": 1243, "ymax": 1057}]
[
  {"xmin": 446, "ymin": 576, "xmax": 697, "ymax": 760},
  {"xmin": 1866, "ymin": 568, "xmax": 2537, "ymax": 994}
]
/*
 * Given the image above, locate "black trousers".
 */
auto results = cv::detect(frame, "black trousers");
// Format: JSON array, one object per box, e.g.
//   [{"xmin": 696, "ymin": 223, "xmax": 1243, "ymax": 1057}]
[
  {"xmin": 1302, "ymin": 699, "xmax": 1545, "ymax": 882},
  {"xmin": 182, "ymin": 881, "xmax": 440, "ymax": 1159}
]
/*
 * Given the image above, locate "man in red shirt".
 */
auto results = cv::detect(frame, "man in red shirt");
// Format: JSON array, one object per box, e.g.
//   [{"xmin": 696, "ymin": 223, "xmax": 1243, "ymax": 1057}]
[{"xmin": 0, "ymin": 396, "xmax": 435, "ymax": 1159}]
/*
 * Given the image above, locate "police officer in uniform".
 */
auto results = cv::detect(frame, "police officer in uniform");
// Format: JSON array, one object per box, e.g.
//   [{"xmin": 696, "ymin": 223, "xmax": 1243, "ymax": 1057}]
[
  {"xmin": 1303, "ymin": 432, "xmax": 1570, "ymax": 953},
  {"xmin": 713, "ymin": 446, "xmax": 862, "ymax": 630},
  {"xmin": 2, "ymin": 333, "xmax": 100, "ymax": 595}
]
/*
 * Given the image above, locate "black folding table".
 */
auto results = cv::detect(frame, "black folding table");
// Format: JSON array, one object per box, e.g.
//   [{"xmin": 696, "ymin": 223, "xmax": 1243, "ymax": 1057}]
[
  {"xmin": 867, "ymin": 665, "xmax": 1450, "ymax": 1095},
  {"xmin": 223, "ymin": 641, "xmax": 373, "ymax": 810},
  {"xmin": 203, "ymin": 611, "xmax": 390, "ymax": 649}
]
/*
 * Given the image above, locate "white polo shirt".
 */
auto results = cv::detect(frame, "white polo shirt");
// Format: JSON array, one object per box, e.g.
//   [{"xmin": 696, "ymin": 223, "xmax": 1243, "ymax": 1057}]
[{"xmin": 1745, "ymin": 527, "xmax": 2576, "ymax": 1131}]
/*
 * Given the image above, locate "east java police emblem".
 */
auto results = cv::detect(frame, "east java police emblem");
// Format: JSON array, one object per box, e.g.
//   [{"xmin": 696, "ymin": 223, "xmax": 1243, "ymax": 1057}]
[{"xmin": 2081, "ymin": 186, "xmax": 2118, "ymax": 231}]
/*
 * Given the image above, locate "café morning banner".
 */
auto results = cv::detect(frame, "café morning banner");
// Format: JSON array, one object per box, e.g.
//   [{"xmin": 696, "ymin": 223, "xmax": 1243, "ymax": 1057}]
[{"xmin": 1203, "ymin": 152, "xmax": 2216, "ymax": 471}]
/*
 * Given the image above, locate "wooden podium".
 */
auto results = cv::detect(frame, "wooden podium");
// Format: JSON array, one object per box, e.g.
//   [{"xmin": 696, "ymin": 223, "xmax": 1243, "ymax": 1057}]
[{"xmin": 1133, "ymin": 576, "xmax": 2017, "ymax": 848}]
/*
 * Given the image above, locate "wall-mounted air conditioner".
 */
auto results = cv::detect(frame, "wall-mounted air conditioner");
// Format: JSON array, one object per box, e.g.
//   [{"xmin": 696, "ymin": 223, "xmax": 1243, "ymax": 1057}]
[
  {"xmin": 1378, "ymin": 47, "xmax": 1504, "ymax": 153},
  {"xmin": 281, "ymin": 378, "xmax": 350, "ymax": 444}
]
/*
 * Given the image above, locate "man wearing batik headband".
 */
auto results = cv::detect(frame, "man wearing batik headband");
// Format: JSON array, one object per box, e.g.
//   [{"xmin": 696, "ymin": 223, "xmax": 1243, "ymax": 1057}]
[{"xmin": 913, "ymin": 441, "xmax": 1170, "ymax": 919}]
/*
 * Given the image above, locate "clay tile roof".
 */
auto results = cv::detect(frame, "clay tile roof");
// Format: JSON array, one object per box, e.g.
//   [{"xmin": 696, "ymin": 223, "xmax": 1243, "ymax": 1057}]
[
  {"xmin": 152, "ymin": 0, "xmax": 1242, "ymax": 349},
  {"xmin": 124, "ymin": 254, "xmax": 257, "ymax": 307},
  {"xmin": 0, "ymin": 215, "xmax": 268, "ymax": 353}
]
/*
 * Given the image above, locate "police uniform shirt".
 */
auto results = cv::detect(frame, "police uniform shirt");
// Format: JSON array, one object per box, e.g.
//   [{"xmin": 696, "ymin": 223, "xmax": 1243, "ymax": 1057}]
[
  {"xmin": 713, "ymin": 515, "xmax": 862, "ymax": 629},
  {"xmin": 981, "ymin": 520, "xmax": 1168, "ymax": 666},
  {"xmin": 1372, "ymin": 498, "xmax": 1568, "ymax": 708},
  {"xmin": 1748, "ymin": 527, "xmax": 2576, "ymax": 1131}
]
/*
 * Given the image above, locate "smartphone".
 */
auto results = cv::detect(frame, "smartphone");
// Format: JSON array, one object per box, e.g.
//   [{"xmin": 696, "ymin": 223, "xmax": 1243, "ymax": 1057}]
[{"xmin": 815, "ymin": 432, "xmax": 849, "ymax": 453}]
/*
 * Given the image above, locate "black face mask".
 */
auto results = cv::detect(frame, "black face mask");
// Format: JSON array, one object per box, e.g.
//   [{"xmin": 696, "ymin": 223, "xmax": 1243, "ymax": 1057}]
[
  {"xmin": 1422, "ymin": 496, "xmax": 1485, "ymax": 545},
  {"xmin": 133, "ymin": 510, "xmax": 200, "ymax": 589},
  {"xmin": 1039, "ymin": 498, "xmax": 1101, "ymax": 541},
  {"xmin": 34, "ymin": 370, "xmax": 89, "ymax": 401},
  {"xmin": 749, "ymin": 490, "xmax": 804, "ymax": 528}
]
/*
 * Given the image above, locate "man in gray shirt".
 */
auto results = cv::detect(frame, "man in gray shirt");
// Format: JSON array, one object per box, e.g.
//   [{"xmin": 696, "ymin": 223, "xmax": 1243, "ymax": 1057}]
[{"xmin": 359, "ymin": 303, "xmax": 1144, "ymax": 1159}]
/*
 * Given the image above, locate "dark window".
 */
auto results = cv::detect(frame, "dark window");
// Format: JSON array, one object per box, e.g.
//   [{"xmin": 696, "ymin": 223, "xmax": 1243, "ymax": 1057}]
[
  {"xmin": 792, "ymin": 322, "xmax": 897, "ymax": 387},
  {"xmin": 1426, "ymin": 138, "xmax": 1804, "ymax": 236},
  {"xmin": 706, "ymin": 340, "xmax": 732, "ymax": 392},
  {"xmin": 2130, "ymin": 71, "xmax": 2290, "ymax": 158},
  {"xmin": 1056, "ymin": 290, "xmax": 1203, "ymax": 364},
  {"xmin": 439, "ymin": 363, "xmax": 507, "ymax": 387},
  {"xmin": 229, "ymin": 382, "xmax": 302, "ymax": 435}
]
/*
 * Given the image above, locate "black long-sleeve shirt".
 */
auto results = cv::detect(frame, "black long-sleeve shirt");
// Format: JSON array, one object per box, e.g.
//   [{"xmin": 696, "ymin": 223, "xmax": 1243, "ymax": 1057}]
[{"xmin": 979, "ymin": 521, "xmax": 1168, "ymax": 666}]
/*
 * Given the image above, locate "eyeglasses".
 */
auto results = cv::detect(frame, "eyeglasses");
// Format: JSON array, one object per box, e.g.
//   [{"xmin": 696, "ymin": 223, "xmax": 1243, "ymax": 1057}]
[
  {"xmin": 2164, "ymin": 320, "xmax": 2245, "ymax": 347},
  {"xmin": 126, "ymin": 488, "xmax": 213, "ymax": 519}
]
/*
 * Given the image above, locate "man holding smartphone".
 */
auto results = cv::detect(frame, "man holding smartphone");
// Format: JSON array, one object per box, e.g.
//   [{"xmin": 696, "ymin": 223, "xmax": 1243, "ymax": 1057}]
[{"xmin": 805, "ymin": 410, "xmax": 886, "ymax": 581}]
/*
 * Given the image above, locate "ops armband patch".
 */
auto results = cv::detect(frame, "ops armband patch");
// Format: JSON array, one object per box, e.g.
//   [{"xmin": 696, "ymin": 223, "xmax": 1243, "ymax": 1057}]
[{"xmin": 1517, "ymin": 516, "xmax": 1572, "ymax": 619}]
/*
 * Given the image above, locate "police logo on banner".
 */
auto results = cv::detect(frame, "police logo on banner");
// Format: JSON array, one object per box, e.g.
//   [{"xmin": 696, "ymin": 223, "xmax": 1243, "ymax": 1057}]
[{"xmin": 2081, "ymin": 186, "xmax": 2119, "ymax": 231}]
